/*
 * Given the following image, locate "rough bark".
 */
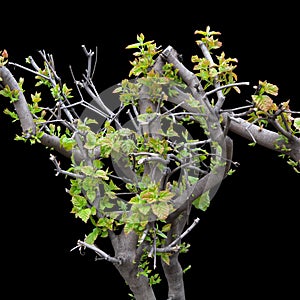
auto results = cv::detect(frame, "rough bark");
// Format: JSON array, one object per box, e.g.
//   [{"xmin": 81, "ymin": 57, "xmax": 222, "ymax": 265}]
[
  {"xmin": 162, "ymin": 211, "xmax": 190, "ymax": 300},
  {"xmin": 110, "ymin": 231, "xmax": 156, "ymax": 300}
]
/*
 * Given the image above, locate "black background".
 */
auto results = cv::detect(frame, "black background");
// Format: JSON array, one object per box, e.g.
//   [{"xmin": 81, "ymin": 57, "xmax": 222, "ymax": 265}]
[{"xmin": 1, "ymin": 2, "xmax": 299, "ymax": 299}]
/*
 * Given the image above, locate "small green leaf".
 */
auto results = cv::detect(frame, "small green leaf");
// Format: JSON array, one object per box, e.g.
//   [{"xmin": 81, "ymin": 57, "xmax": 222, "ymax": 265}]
[
  {"xmin": 294, "ymin": 118, "xmax": 300, "ymax": 131},
  {"xmin": 71, "ymin": 194, "xmax": 87, "ymax": 209},
  {"xmin": 77, "ymin": 208, "xmax": 92, "ymax": 223},
  {"xmin": 248, "ymin": 142, "xmax": 256, "ymax": 147},
  {"xmin": 126, "ymin": 42, "xmax": 141, "ymax": 49},
  {"xmin": 183, "ymin": 265, "xmax": 191, "ymax": 274},
  {"xmin": 160, "ymin": 252, "xmax": 170, "ymax": 265},
  {"xmin": 81, "ymin": 165, "xmax": 94, "ymax": 176},
  {"xmin": 87, "ymin": 189, "xmax": 96, "ymax": 202},
  {"xmin": 161, "ymin": 223, "xmax": 172, "ymax": 232},
  {"xmin": 85, "ymin": 227, "xmax": 100, "ymax": 244},
  {"xmin": 95, "ymin": 169, "xmax": 109, "ymax": 180},
  {"xmin": 138, "ymin": 204, "xmax": 151, "ymax": 216},
  {"xmin": 84, "ymin": 131, "xmax": 97, "ymax": 149},
  {"xmin": 227, "ymin": 169, "xmax": 236, "ymax": 176}
]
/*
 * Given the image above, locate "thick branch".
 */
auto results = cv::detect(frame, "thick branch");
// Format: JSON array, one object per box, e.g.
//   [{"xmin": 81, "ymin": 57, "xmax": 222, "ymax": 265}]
[
  {"xmin": 40, "ymin": 133, "xmax": 72, "ymax": 157},
  {"xmin": 167, "ymin": 159, "xmax": 226, "ymax": 221},
  {"xmin": 224, "ymin": 113, "xmax": 300, "ymax": 162},
  {"xmin": 0, "ymin": 66, "xmax": 35, "ymax": 136}
]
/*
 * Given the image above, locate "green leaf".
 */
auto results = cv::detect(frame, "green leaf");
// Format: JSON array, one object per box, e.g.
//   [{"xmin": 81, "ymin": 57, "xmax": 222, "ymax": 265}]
[
  {"xmin": 160, "ymin": 252, "xmax": 170, "ymax": 265},
  {"xmin": 138, "ymin": 204, "xmax": 151, "ymax": 216},
  {"xmin": 262, "ymin": 80, "xmax": 278, "ymax": 96},
  {"xmin": 137, "ymin": 33, "xmax": 145, "ymax": 43},
  {"xmin": 71, "ymin": 194, "xmax": 87, "ymax": 209},
  {"xmin": 82, "ymin": 177, "xmax": 95, "ymax": 190},
  {"xmin": 108, "ymin": 179, "xmax": 121, "ymax": 191},
  {"xmin": 227, "ymin": 169, "xmax": 236, "ymax": 176},
  {"xmin": 87, "ymin": 189, "xmax": 96, "ymax": 202},
  {"xmin": 85, "ymin": 118, "xmax": 98, "ymax": 125},
  {"xmin": 60, "ymin": 135, "xmax": 76, "ymax": 151},
  {"xmin": 161, "ymin": 223, "xmax": 172, "ymax": 232},
  {"xmin": 126, "ymin": 42, "xmax": 141, "ymax": 49},
  {"xmin": 188, "ymin": 176, "xmax": 198, "ymax": 185},
  {"xmin": 121, "ymin": 139, "xmax": 136, "ymax": 154},
  {"xmin": 124, "ymin": 222, "xmax": 135, "ymax": 235},
  {"xmin": 93, "ymin": 159, "xmax": 104, "ymax": 169},
  {"xmin": 159, "ymin": 190, "xmax": 175, "ymax": 202},
  {"xmin": 84, "ymin": 131, "xmax": 97, "ymax": 149},
  {"xmin": 85, "ymin": 227, "xmax": 100, "ymax": 244},
  {"xmin": 192, "ymin": 190, "xmax": 210, "ymax": 211},
  {"xmin": 95, "ymin": 169, "xmax": 109, "ymax": 180},
  {"xmin": 81, "ymin": 165, "xmax": 94, "ymax": 176},
  {"xmin": 156, "ymin": 230, "xmax": 167, "ymax": 239},
  {"xmin": 183, "ymin": 265, "xmax": 191, "ymax": 274},
  {"xmin": 112, "ymin": 86, "xmax": 122, "ymax": 93},
  {"xmin": 77, "ymin": 208, "xmax": 92, "ymax": 223},
  {"xmin": 294, "ymin": 117, "xmax": 300, "ymax": 131}
]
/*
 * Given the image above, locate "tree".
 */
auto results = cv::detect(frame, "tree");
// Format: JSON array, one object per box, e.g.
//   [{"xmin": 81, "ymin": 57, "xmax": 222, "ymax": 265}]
[{"xmin": 1, "ymin": 26, "xmax": 299, "ymax": 300}]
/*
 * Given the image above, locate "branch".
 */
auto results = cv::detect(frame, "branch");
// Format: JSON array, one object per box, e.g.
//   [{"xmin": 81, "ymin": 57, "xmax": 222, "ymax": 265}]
[
  {"xmin": 157, "ymin": 217, "xmax": 200, "ymax": 253},
  {"xmin": 81, "ymin": 44, "xmax": 97, "ymax": 80},
  {"xmin": 0, "ymin": 66, "xmax": 36, "ymax": 136},
  {"xmin": 205, "ymin": 81, "xmax": 250, "ymax": 96},
  {"xmin": 196, "ymin": 40, "xmax": 225, "ymax": 112},
  {"xmin": 8, "ymin": 61, "xmax": 52, "ymax": 82},
  {"xmin": 49, "ymin": 154, "xmax": 84, "ymax": 178},
  {"xmin": 268, "ymin": 117, "xmax": 294, "ymax": 141},
  {"xmin": 160, "ymin": 46, "xmax": 230, "ymax": 215},
  {"xmin": 223, "ymin": 113, "xmax": 300, "ymax": 162},
  {"xmin": 71, "ymin": 240, "xmax": 122, "ymax": 265}
]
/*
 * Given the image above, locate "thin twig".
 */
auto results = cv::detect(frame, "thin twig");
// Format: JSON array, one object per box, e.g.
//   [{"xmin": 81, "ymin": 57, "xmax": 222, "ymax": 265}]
[
  {"xmin": 71, "ymin": 240, "xmax": 122, "ymax": 265},
  {"xmin": 157, "ymin": 217, "xmax": 200, "ymax": 253},
  {"xmin": 49, "ymin": 154, "xmax": 84, "ymax": 178},
  {"xmin": 205, "ymin": 82, "xmax": 250, "ymax": 96}
]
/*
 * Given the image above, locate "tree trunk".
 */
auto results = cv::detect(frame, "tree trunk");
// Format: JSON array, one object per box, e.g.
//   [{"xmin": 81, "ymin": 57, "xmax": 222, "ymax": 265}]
[
  {"xmin": 162, "ymin": 252, "xmax": 186, "ymax": 300},
  {"xmin": 111, "ymin": 230, "xmax": 156, "ymax": 299},
  {"xmin": 115, "ymin": 263, "xmax": 156, "ymax": 300}
]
